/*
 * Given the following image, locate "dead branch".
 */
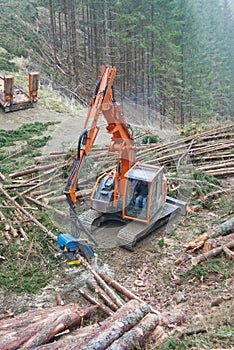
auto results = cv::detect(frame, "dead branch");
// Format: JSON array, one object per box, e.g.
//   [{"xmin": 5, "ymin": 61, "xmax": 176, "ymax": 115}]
[
  {"xmin": 191, "ymin": 239, "xmax": 234, "ymax": 265},
  {"xmin": 0, "ymin": 186, "xmax": 57, "ymax": 241}
]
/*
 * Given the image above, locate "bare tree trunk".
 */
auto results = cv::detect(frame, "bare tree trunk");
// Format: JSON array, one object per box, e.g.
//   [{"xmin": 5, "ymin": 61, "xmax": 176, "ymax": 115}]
[
  {"xmin": 64, "ymin": 0, "xmax": 72, "ymax": 84},
  {"xmin": 70, "ymin": 0, "xmax": 79, "ymax": 85},
  {"xmin": 49, "ymin": 0, "xmax": 57, "ymax": 73}
]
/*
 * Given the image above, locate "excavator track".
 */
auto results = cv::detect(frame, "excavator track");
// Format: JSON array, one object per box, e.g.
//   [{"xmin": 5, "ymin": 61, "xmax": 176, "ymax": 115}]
[
  {"xmin": 78, "ymin": 202, "xmax": 180, "ymax": 250},
  {"xmin": 78, "ymin": 209, "xmax": 103, "ymax": 232},
  {"xmin": 116, "ymin": 202, "xmax": 180, "ymax": 250}
]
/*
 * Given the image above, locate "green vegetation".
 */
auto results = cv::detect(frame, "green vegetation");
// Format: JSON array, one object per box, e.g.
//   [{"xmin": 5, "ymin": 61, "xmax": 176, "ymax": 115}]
[
  {"xmin": 0, "ymin": 122, "xmax": 57, "ymax": 148},
  {"xmin": 0, "ymin": 49, "xmax": 18, "ymax": 72},
  {"xmin": 193, "ymin": 171, "xmax": 221, "ymax": 198},
  {"xmin": 0, "ymin": 120, "xmax": 62, "ymax": 293},
  {"xmin": 0, "ymin": 233, "xmax": 58, "ymax": 294},
  {"xmin": 142, "ymin": 135, "xmax": 160, "ymax": 144}
]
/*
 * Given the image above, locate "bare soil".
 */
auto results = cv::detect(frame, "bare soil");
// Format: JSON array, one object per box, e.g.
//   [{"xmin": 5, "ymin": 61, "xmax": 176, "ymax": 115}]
[{"xmin": 0, "ymin": 104, "xmax": 233, "ymax": 349}]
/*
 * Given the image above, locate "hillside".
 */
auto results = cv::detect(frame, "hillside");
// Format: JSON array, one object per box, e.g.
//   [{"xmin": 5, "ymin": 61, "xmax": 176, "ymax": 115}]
[{"xmin": 0, "ymin": 84, "xmax": 233, "ymax": 348}]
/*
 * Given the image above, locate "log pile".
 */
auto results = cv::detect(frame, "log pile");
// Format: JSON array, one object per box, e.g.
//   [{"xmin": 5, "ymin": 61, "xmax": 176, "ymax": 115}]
[
  {"xmin": 0, "ymin": 258, "xmax": 161, "ymax": 350},
  {"xmin": 137, "ymin": 123, "xmax": 234, "ymax": 177}
]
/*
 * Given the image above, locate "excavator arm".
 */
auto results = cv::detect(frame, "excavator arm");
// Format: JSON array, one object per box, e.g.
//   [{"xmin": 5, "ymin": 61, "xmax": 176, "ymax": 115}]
[
  {"xmin": 64, "ymin": 66, "xmax": 135, "ymax": 211},
  {"xmin": 59, "ymin": 66, "xmax": 136, "ymax": 262}
]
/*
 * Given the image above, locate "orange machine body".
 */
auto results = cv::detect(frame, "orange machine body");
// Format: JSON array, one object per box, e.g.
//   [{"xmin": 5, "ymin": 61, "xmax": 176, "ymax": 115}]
[{"xmin": 65, "ymin": 66, "xmax": 167, "ymax": 224}]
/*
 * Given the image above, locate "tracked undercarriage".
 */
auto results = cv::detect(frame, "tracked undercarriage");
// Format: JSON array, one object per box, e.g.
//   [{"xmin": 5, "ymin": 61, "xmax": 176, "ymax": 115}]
[{"xmin": 78, "ymin": 197, "xmax": 186, "ymax": 250}]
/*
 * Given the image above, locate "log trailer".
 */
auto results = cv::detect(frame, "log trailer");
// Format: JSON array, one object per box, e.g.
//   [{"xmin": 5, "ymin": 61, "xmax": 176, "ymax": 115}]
[
  {"xmin": 58, "ymin": 66, "xmax": 186, "ymax": 262},
  {"xmin": 0, "ymin": 72, "xmax": 39, "ymax": 112}
]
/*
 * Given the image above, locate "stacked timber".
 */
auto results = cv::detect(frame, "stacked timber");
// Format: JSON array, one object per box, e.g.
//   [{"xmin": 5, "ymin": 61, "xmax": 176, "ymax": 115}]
[{"xmin": 0, "ymin": 262, "xmax": 161, "ymax": 350}]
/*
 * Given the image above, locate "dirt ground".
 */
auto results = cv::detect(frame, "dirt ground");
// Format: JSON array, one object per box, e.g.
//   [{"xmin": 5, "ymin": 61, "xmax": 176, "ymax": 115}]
[{"xmin": 0, "ymin": 103, "xmax": 233, "ymax": 349}]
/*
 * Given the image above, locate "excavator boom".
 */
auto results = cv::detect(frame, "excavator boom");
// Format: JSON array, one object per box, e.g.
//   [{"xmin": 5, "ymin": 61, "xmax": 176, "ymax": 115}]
[{"xmin": 64, "ymin": 66, "xmax": 135, "ymax": 210}]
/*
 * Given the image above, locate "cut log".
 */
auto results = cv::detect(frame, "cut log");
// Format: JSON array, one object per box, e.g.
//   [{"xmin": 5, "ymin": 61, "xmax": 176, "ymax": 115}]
[
  {"xmin": 185, "ymin": 217, "xmax": 234, "ymax": 251},
  {"xmin": 9, "ymin": 162, "xmax": 65, "ymax": 178},
  {"xmin": 0, "ymin": 304, "xmax": 97, "ymax": 350},
  {"xmin": 79, "ymin": 288, "xmax": 114, "ymax": 316},
  {"xmin": 43, "ymin": 189, "xmax": 92, "ymax": 205},
  {"xmin": 33, "ymin": 153, "xmax": 67, "ymax": 164},
  {"xmin": 86, "ymin": 278, "xmax": 119, "ymax": 312},
  {"xmin": 0, "ymin": 210, "xmax": 18, "ymax": 238},
  {"xmin": 79, "ymin": 256, "xmax": 124, "ymax": 308},
  {"xmin": 25, "ymin": 196, "xmax": 68, "ymax": 218},
  {"xmin": 199, "ymin": 187, "xmax": 234, "ymax": 203},
  {"xmin": 37, "ymin": 301, "xmax": 141, "ymax": 350},
  {"xmin": 0, "ymin": 172, "xmax": 6, "ymax": 182},
  {"xmin": 18, "ymin": 172, "xmax": 61, "ymax": 196},
  {"xmin": 22, "ymin": 305, "xmax": 97, "ymax": 349},
  {"xmin": 76, "ymin": 303, "xmax": 151, "ymax": 350},
  {"xmin": 107, "ymin": 313, "xmax": 159, "ymax": 350},
  {"xmin": 222, "ymin": 245, "xmax": 234, "ymax": 259}
]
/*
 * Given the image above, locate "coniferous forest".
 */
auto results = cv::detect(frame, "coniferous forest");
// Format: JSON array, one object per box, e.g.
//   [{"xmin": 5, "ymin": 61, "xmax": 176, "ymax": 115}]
[{"xmin": 0, "ymin": 0, "xmax": 233, "ymax": 125}]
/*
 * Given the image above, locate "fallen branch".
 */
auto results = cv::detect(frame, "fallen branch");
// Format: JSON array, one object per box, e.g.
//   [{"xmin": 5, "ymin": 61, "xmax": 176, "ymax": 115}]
[
  {"xmin": 0, "ymin": 186, "xmax": 57, "ymax": 241},
  {"xmin": 191, "ymin": 239, "xmax": 234, "ymax": 265}
]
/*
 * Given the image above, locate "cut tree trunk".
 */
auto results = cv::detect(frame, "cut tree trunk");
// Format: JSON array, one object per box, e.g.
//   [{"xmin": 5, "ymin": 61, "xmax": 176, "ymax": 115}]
[
  {"xmin": 76, "ymin": 303, "xmax": 151, "ymax": 350},
  {"xmin": 37, "ymin": 300, "xmax": 142, "ymax": 350},
  {"xmin": 86, "ymin": 278, "xmax": 119, "ymax": 311},
  {"xmin": 0, "ymin": 304, "xmax": 97, "ymax": 350},
  {"xmin": 107, "ymin": 313, "xmax": 159, "ymax": 350}
]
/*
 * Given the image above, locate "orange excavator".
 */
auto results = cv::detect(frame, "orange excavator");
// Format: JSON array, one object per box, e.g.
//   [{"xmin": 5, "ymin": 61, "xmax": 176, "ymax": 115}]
[{"xmin": 58, "ymin": 66, "xmax": 186, "ymax": 262}]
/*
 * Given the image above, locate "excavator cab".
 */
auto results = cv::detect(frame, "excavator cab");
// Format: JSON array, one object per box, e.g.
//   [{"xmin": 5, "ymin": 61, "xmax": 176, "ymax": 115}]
[{"xmin": 122, "ymin": 163, "xmax": 167, "ymax": 224}]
